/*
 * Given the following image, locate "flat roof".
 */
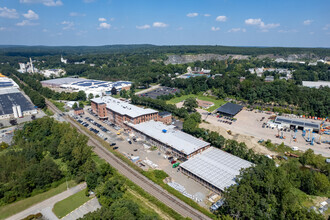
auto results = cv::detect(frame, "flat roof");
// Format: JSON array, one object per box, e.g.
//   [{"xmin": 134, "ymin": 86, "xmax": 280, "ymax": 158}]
[
  {"xmin": 216, "ymin": 102, "xmax": 243, "ymax": 116},
  {"xmin": 0, "ymin": 92, "xmax": 35, "ymax": 115},
  {"xmin": 275, "ymin": 116, "xmax": 320, "ymax": 129},
  {"xmin": 129, "ymin": 120, "xmax": 210, "ymax": 156},
  {"xmin": 91, "ymin": 96, "xmax": 158, "ymax": 118},
  {"xmin": 302, "ymin": 81, "xmax": 330, "ymax": 88},
  {"xmin": 180, "ymin": 147, "xmax": 253, "ymax": 191},
  {"xmin": 159, "ymin": 111, "xmax": 172, "ymax": 117},
  {"xmin": 41, "ymin": 77, "xmax": 84, "ymax": 85}
]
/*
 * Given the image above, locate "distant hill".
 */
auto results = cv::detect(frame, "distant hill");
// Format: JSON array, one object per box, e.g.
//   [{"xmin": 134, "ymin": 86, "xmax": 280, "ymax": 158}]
[{"xmin": 0, "ymin": 44, "xmax": 329, "ymax": 58}]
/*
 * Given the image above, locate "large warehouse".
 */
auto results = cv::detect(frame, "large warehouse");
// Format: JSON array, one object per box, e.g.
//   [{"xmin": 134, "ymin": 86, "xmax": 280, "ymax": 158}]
[
  {"xmin": 274, "ymin": 116, "xmax": 321, "ymax": 132},
  {"xmin": 127, "ymin": 120, "xmax": 210, "ymax": 159},
  {"xmin": 41, "ymin": 77, "xmax": 132, "ymax": 97},
  {"xmin": 216, "ymin": 103, "xmax": 243, "ymax": 117},
  {"xmin": 91, "ymin": 96, "xmax": 159, "ymax": 127},
  {"xmin": 0, "ymin": 76, "xmax": 36, "ymax": 119},
  {"xmin": 180, "ymin": 147, "xmax": 253, "ymax": 193}
]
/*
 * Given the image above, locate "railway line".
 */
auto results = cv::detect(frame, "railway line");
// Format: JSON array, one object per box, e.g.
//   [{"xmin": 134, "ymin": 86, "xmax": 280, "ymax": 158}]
[{"xmin": 46, "ymin": 100, "xmax": 212, "ymax": 220}]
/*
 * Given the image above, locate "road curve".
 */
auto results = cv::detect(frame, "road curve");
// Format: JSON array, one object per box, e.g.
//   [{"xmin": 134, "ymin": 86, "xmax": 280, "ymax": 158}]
[{"xmin": 46, "ymin": 100, "xmax": 212, "ymax": 220}]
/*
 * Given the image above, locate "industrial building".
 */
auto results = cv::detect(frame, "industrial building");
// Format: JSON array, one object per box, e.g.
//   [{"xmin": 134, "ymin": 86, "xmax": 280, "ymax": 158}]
[
  {"xmin": 0, "ymin": 75, "xmax": 36, "ymax": 119},
  {"xmin": 302, "ymin": 81, "xmax": 330, "ymax": 89},
  {"xmin": 274, "ymin": 116, "xmax": 321, "ymax": 132},
  {"xmin": 127, "ymin": 120, "xmax": 210, "ymax": 159},
  {"xmin": 158, "ymin": 111, "xmax": 172, "ymax": 124},
  {"xmin": 41, "ymin": 77, "xmax": 132, "ymax": 97},
  {"xmin": 91, "ymin": 96, "xmax": 159, "ymax": 127},
  {"xmin": 180, "ymin": 147, "xmax": 253, "ymax": 193},
  {"xmin": 216, "ymin": 103, "xmax": 243, "ymax": 117}
]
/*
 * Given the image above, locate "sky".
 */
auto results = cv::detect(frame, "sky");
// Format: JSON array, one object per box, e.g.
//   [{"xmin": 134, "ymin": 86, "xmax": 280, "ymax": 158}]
[{"xmin": 0, "ymin": 0, "xmax": 329, "ymax": 47}]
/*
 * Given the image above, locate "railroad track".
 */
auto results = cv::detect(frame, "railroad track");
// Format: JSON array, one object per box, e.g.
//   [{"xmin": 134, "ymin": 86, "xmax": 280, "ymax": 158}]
[{"xmin": 46, "ymin": 100, "xmax": 212, "ymax": 220}]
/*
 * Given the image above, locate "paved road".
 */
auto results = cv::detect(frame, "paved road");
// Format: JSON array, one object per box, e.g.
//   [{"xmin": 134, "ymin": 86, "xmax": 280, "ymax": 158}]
[
  {"xmin": 46, "ymin": 100, "xmax": 212, "ymax": 220},
  {"xmin": 6, "ymin": 183, "xmax": 86, "ymax": 220}
]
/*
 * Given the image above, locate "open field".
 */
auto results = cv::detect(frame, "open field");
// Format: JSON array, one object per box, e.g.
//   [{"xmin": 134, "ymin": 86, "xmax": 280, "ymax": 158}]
[
  {"xmin": 167, "ymin": 94, "xmax": 226, "ymax": 112},
  {"xmin": 198, "ymin": 108, "xmax": 330, "ymax": 157},
  {"xmin": 53, "ymin": 189, "xmax": 91, "ymax": 218},
  {"xmin": 0, "ymin": 180, "xmax": 77, "ymax": 220}
]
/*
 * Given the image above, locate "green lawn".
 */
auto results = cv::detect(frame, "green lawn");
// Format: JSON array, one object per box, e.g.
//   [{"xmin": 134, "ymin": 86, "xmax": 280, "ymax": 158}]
[
  {"xmin": 0, "ymin": 180, "xmax": 76, "ymax": 220},
  {"xmin": 50, "ymin": 100, "xmax": 67, "ymax": 112},
  {"xmin": 53, "ymin": 190, "xmax": 91, "ymax": 219},
  {"xmin": 167, "ymin": 94, "xmax": 226, "ymax": 112}
]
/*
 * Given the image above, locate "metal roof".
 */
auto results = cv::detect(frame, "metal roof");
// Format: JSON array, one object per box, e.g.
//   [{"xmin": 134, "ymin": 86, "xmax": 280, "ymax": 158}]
[
  {"xmin": 275, "ymin": 116, "xmax": 320, "ymax": 129},
  {"xmin": 180, "ymin": 147, "xmax": 253, "ymax": 191},
  {"xmin": 302, "ymin": 81, "xmax": 330, "ymax": 89},
  {"xmin": 216, "ymin": 102, "xmax": 243, "ymax": 116},
  {"xmin": 129, "ymin": 120, "xmax": 210, "ymax": 155},
  {"xmin": 91, "ymin": 96, "xmax": 158, "ymax": 118},
  {"xmin": 41, "ymin": 77, "xmax": 84, "ymax": 85}
]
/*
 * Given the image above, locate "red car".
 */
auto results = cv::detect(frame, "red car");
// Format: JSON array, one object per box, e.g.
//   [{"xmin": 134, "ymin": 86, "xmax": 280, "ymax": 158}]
[{"xmin": 171, "ymin": 160, "xmax": 176, "ymax": 164}]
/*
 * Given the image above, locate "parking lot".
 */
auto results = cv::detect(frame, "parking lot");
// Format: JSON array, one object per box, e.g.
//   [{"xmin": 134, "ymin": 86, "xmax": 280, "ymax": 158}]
[
  {"xmin": 138, "ymin": 86, "xmax": 180, "ymax": 99},
  {"xmin": 72, "ymin": 108, "xmax": 212, "ymax": 207}
]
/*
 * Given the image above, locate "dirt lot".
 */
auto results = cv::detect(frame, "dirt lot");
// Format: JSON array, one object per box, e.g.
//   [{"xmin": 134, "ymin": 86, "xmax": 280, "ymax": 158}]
[{"xmin": 197, "ymin": 109, "xmax": 330, "ymax": 157}]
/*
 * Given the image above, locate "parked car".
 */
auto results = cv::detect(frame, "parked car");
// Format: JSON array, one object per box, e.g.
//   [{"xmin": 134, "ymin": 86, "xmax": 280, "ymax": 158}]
[
  {"xmin": 127, "ymin": 139, "xmax": 132, "ymax": 144},
  {"xmin": 113, "ymin": 147, "xmax": 119, "ymax": 150},
  {"xmin": 171, "ymin": 160, "xmax": 176, "ymax": 164},
  {"xmin": 110, "ymin": 143, "xmax": 116, "ymax": 146},
  {"xmin": 133, "ymin": 149, "xmax": 138, "ymax": 152}
]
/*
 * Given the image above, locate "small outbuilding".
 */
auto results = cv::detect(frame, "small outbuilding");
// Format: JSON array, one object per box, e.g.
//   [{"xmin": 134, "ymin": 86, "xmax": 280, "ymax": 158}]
[
  {"xmin": 74, "ymin": 107, "xmax": 84, "ymax": 115},
  {"xmin": 216, "ymin": 103, "xmax": 243, "ymax": 117}
]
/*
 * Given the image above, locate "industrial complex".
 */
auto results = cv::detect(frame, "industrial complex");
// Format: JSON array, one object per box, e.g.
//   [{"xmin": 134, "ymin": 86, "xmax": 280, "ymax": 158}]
[
  {"xmin": 90, "ymin": 96, "xmax": 252, "ymax": 193},
  {"xmin": 41, "ymin": 77, "xmax": 132, "ymax": 97},
  {"xmin": 0, "ymin": 74, "xmax": 36, "ymax": 119}
]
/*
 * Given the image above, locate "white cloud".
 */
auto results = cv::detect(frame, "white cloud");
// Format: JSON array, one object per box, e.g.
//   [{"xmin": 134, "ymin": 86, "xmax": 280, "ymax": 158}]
[
  {"xmin": 322, "ymin": 24, "xmax": 330, "ymax": 30},
  {"xmin": 98, "ymin": 17, "xmax": 106, "ymax": 22},
  {"xmin": 136, "ymin": 24, "xmax": 150, "ymax": 30},
  {"xmin": 228, "ymin": 28, "xmax": 246, "ymax": 33},
  {"xmin": 303, "ymin": 19, "xmax": 313, "ymax": 25},
  {"xmin": 187, "ymin": 12, "xmax": 198, "ymax": 17},
  {"xmin": 70, "ymin": 12, "xmax": 85, "ymax": 17},
  {"xmin": 61, "ymin": 21, "xmax": 74, "ymax": 30},
  {"xmin": 16, "ymin": 20, "xmax": 38, "ymax": 26},
  {"xmin": 211, "ymin": 27, "xmax": 220, "ymax": 31},
  {"xmin": 278, "ymin": 29, "xmax": 298, "ymax": 33},
  {"xmin": 20, "ymin": 0, "xmax": 63, "ymax": 6},
  {"xmin": 215, "ymin": 15, "xmax": 227, "ymax": 22},
  {"xmin": 245, "ymin": 18, "xmax": 280, "ymax": 30},
  {"xmin": 42, "ymin": 28, "xmax": 48, "ymax": 32},
  {"xmin": 153, "ymin": 22, "xmax": 168, "ymax": 28},
  {"xmin": 0, "ymin": 27, "xmax": 5, "ymax": 31},
  {"xmin": 98, "ymin": 22, "xmax": 111, "ymax": 29},
  {"xmin": 204, "ymin": 14, "xmax": 211, "ymax": 17},
  {"xmin": 23, "ymin": 10, "xmax": 39, "ymax": 20},
  {"xmin": 0, "ymin": 7, "xmax": 19, "ymax": 19}
]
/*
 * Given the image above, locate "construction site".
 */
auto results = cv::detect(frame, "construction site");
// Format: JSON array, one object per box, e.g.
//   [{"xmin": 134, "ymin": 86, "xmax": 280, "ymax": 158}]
[{"xmin": 197, "ymin": 108, "xmax": 330, "ymax": 157}]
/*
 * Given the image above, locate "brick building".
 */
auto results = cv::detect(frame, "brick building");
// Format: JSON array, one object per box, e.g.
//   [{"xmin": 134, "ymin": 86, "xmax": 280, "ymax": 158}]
[
  {"xmin": 74, "ymin": 107, "xmax": 84, "ymax": 115},
  {"xmin": 158, "ymin": 111, "xmax": 172, "ymax": 125},
  {"xmin": 91, "ymin": 96, "xmax": 159, "ymax": 127}
]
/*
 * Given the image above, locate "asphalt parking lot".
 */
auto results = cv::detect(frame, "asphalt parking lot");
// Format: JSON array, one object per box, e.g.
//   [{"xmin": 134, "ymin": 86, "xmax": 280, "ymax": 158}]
[{"xmin": 138, "ymin": 86, "xmax": 180, "ymax": 99}]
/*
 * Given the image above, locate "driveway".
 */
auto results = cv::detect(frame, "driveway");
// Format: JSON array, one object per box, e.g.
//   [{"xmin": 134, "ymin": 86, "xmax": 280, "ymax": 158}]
[{"xmin": 6, "ymin": 183, "xmax": 86, "ymax": 220}]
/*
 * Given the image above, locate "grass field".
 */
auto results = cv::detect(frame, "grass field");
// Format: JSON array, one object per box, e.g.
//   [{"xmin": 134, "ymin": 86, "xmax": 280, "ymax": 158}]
[
  {"xmin": 53, "ymin": 190, "xmax": 91, "ymax": 219},
  {"xmin": 50, "ymin": 100, "xmax": 67, "ymax": 112},
  {"xmin": 0, "ymin": 180, "xmax": 76, "ymax": 220},
  {"xmin": 166, "ymin": 94, "xmax": 226, "ymax": 112}
]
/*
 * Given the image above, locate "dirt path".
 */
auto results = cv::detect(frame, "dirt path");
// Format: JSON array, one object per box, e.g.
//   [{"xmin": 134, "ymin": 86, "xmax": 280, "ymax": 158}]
[
  {"xmin": 200, "ymin": 122, "xmax": 276, "ymax": 155},
  {"xmin": 127, "ymin": 189, "xmax": 174, "ymax": 220}
]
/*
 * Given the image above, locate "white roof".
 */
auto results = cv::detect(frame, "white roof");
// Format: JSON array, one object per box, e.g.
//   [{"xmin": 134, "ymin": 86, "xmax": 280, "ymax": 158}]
[
  {"xmin": 180, "ymin": 147, "xmax": 253, "ymax": 191},
  {"xmin": 130, "ymin": 120, "xmax": 210, "ymax": 155},
  {"xmin": 91, "ymin": 96, "xmax": 158, "ymax": 118},
  {"xmin": 302, "ymin": 81, "xmax": 330, "ymax": 89}
]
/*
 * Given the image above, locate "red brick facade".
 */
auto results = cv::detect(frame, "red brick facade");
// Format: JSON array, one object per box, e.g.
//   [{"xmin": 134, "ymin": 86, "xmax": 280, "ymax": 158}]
[
  {"xmin": 158, "ymin": 114, "xmax": 172, "ymax": 125},
  {"xmin": 91, "ymin": 100, "xmax": 159, "ymax": 126}
]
